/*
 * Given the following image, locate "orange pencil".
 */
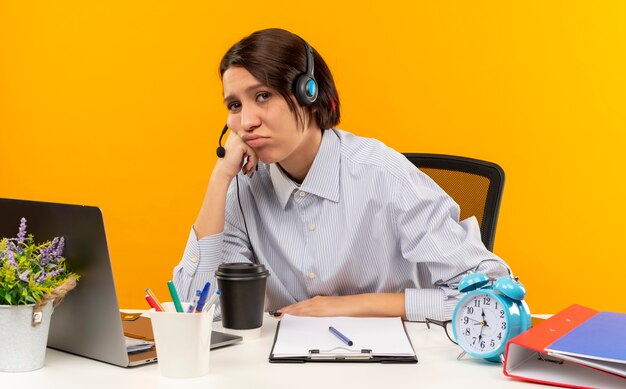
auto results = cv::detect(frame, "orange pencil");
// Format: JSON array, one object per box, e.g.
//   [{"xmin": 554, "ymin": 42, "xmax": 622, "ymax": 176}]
[
  {"xmin": 145, "ymin": 288, "xmax": 164, "ymax": 311},
  {"xmin": 145, "ymin": 294, "xmax": 163, "ymax": 311}
]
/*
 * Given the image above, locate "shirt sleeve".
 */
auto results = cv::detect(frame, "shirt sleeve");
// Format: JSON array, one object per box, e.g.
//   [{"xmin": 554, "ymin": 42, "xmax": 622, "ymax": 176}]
[
  {"xmin": 172, "ymin": 178, "xmax": 255, "ymax": 304},
  {"xmin": 171, "ymin": 227, "xmax": 223, "ymax": 303},
  {"xmin": 394, "ymin": 167, "xmax": 509, "ymax": 322}
]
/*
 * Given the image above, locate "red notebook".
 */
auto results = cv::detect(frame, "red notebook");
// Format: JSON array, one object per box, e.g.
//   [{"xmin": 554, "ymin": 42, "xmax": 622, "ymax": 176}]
[{"xmin": 503, "ymin": 304, "xmax": 626, "ymax": 388}]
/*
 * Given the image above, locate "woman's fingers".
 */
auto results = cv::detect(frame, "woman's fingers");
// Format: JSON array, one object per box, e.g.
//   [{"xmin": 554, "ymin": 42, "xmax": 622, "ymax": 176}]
[
  {"xmin": 242, "ymin": 146, "xmax": 258, "ymax": 176},
  {"xmin": 219, "ymin": 131, "xmax": 258, "ymax": 178},
  {"xmin": 279, "ymin": 296, "xmax": 336, "ymax": 317}
]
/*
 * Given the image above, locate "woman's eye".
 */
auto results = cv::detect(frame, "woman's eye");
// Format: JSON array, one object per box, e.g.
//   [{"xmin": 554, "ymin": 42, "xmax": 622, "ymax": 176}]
[
  {"xmin": 257, "ymin": 92, "xmax": 271, "ymax": 102},
  {"xmin": 227, "ymin": 102, "xmax": 241, "ymax": 111}
]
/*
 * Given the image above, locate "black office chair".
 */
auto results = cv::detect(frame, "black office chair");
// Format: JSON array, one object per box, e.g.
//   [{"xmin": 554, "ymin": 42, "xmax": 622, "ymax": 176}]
[{"xmin": 403, "ymin": 153, "xmax": 505, "ymax": 251}]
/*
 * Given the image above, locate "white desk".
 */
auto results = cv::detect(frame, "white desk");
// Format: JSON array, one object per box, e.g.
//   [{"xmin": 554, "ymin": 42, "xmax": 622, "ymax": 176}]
[{"xmin": 0, "ymin": 318, "xmax": 532, "ymax": 389}]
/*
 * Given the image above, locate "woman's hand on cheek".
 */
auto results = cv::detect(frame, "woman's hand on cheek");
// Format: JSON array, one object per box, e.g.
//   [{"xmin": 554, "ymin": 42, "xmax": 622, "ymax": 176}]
[{"xmin": 214, "ymin": 131, "xmax": 258, "ymax": 180}]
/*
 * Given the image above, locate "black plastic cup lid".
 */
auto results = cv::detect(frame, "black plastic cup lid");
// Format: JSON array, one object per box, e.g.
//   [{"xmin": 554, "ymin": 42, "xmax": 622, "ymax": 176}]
[{"xmin": 215, "ymin": 262, "xmax": 270, "ymax": 280}]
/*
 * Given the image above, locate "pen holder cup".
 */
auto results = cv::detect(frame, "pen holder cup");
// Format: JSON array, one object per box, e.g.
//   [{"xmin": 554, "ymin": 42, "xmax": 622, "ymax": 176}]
[{"xmin": 149, "ymin": 302, "xmax": 215, "ymax": 378}]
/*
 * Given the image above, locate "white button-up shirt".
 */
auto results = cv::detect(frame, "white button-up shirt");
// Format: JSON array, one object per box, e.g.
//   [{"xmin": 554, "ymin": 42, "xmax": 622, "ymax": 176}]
[{"xmin": 173, "ymin": 129, "xmax": 506, "ymax": 321}]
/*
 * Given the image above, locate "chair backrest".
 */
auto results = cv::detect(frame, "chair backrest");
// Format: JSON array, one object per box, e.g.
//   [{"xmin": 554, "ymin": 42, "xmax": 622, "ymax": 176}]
[{"xmin": 403, "ymin": 153, "xmax": 505, "ymax": 251}]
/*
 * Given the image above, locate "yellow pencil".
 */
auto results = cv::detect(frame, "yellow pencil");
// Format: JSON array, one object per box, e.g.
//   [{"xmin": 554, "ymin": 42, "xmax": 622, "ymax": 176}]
[{"xmin": 144, "ymin": 288, "xmax": 164, "ymax": 311}]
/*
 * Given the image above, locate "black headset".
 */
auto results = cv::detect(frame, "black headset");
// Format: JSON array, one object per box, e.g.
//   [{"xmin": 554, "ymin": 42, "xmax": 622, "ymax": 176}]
[
  {"xmin": 216, "ymin": 37, "xmax": 318, "ymax": 159},
  {"xmin": 293, "ymin": 38, "xmax": 318, "ymax": 107},
  {"xmin": 214, "ymin": 38, "xmax": 317, "ymax": 266}
]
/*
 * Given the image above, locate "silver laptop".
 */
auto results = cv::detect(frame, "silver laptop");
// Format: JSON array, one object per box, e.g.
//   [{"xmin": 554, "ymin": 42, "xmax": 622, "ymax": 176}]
[{"xmin": 0, "ymin": 198, "xmax": 242, "ymax": 367}]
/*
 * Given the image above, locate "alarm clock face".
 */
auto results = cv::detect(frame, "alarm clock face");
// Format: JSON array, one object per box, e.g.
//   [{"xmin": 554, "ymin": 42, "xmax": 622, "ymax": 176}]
[{"xmin": 452, "ymin": 292, "xmax": 510, "ymax": 357}]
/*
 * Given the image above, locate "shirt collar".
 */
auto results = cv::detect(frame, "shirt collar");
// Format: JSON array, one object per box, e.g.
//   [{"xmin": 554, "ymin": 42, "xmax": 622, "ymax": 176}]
[
  {"xmin": 269, "ymin": 129, "xmax": 341, "ymax": 209},
  {"xmin": 269, "ymin": 163, "xmax": 299, "ymax": 209}
]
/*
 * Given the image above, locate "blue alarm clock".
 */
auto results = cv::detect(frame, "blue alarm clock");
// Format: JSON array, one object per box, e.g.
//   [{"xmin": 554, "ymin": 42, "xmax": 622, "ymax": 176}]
[{"xmin": 451, "ymin": 260, "xmax": 531, "ymax": 362}]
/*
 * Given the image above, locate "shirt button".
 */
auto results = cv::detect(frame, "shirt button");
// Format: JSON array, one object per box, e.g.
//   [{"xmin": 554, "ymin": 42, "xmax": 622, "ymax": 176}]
[
  {"xmin": 308, "ymin": 223, "xmax": 316, "ymax": 231},
  {"xmin": 307, "ymin": 272, "xmax": 316, "ymax": 280},
  {"xmin": 298, "ymin": 191, "xmax": 306, "ymax": 197},
  {"xmin": 190, "ymin": 256, "xmax": 199, "ymax": 263}
]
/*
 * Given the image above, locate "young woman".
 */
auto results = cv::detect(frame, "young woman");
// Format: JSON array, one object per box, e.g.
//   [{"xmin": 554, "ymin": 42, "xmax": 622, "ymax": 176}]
[{"xmin": 173, "ymin": 28, "xmax": 507, "ymax": 321}]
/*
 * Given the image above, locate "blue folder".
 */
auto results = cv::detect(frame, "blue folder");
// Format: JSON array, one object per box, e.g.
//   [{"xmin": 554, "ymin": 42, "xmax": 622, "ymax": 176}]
[{"xmin": 546, "ymin": 311, "xmax": 626, "ymax": 363}]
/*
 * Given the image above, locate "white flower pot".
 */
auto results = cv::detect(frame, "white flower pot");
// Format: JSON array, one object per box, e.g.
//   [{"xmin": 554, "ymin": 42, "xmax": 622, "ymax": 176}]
[{"xmin": 0, "ymin": 300, "xmax": 54, "ymax": 372}]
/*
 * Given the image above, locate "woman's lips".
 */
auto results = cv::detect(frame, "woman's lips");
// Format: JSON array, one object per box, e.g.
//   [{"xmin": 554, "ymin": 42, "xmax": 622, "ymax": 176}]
[{"xmin": 244, "ymin": 136, "xmax": 269, "ymax": 148}]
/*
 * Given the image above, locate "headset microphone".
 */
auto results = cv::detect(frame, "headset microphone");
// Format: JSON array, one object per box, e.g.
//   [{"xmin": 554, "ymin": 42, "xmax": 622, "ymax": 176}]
[
  {"xmin": 216, "ymin": 124, "xmax": 228, "ymax": 158},
  {"xmin": 213, "ymin": 122, "xmax": 258, "ymax": 264}
]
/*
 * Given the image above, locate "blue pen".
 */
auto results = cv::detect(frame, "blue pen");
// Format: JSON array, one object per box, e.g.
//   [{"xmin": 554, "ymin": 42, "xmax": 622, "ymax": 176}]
[
  {"xmin": 194, "ymin": 281, "xmax": 211, "ymax": 313},
  {"xmin": 329, "ymin": 326, "xmax": 354, "ymax": 346},
  {"xmin": 186, "ymin": 289, "xmax": 202, "ymax": 313}
]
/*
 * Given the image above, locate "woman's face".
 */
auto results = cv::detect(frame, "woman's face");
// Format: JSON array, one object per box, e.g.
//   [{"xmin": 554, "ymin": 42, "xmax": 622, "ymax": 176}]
[{"xmin": 222, "ymin": 66, "xmax": 320, "ymax": 165}]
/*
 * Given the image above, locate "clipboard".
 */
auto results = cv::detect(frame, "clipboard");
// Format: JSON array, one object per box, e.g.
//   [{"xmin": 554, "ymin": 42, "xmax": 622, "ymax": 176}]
[{"xmin": 268, "ymin": 315, "xmax": 418, "ymax": 363}]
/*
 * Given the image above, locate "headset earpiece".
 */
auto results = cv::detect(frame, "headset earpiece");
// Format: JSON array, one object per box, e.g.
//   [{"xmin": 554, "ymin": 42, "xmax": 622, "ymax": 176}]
[
  {"xmin": 293, "ymin": 39, "xmax": 318, "ymax": 106},
  {"xmin": 294, "ymin": 75, "xmax": 317, "ymax": 106}
]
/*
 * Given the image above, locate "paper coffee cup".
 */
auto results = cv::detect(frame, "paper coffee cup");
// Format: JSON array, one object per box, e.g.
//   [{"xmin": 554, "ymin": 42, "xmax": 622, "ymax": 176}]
[{"xmin": 215, "ymin": 263, "xmax": 269, "ymax": 331}]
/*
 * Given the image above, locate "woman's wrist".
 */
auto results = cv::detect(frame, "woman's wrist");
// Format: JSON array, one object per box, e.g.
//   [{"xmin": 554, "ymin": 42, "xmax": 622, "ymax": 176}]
[
  {"xmin": 210, "ymin": 162, "xmax": 237, "ymax": 185},
  {"xmin": 356, "ymin": 293, "xmax": 406, "ymax": 319},
  {"xmin": 193, "ymin": 167, "xmax": 233, "ymax": 239}
]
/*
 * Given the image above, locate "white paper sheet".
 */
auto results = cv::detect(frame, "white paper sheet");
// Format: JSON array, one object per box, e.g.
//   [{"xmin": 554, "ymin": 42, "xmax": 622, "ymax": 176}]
[
  {"xmin": 124, "ymin": 336, "xmax": 154, "ymax": 353},
  {"xmin": 271, "ymin": 315, "xmax": 415, "ymax": 358}
]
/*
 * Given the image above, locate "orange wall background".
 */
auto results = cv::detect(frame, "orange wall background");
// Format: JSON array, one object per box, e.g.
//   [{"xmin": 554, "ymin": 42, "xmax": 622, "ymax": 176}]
[{"xmin": 2, "ymin": 2, "xmax": 625, "ymax": 314}]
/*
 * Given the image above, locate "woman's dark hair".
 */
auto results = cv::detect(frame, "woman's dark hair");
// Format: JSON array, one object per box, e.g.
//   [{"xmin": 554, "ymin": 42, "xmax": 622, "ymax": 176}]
[{"xmin": 219, "ymin": 28, "xmax": 340, "ymax": 130}]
